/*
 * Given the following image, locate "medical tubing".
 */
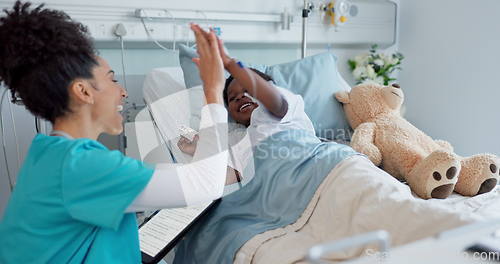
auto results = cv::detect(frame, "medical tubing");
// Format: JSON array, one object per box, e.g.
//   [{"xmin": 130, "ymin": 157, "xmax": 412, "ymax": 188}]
[
  {"xmin": 301, "ymin": 0, "xmax": 310, "ymax": 59},
  {"xmin": 119, "ymin": 36, "xmax": 127, "ymax": 91},
  {"xmin": 35, "ymin": 117, "xmax": 40, "ymax": 133},
  {"xmin": 0, "ymin": 88, "xmax": 14, "ymax": 191},
  {"xmin": 168, "ymin": 11, "xmax": 176, "ymax": 51},
  {"xmin": 117, "ymin": 36, "xmax": 128, "ymax": 153},
  {"xmin": 8, "ymin": 92, "xmax": 21, "ymax": 175},
  {"xmin": 141, "ymin": 18, "xmax": 170, "ymax": 51},
  {"xmin": 172, "ymin": 23, "xmax": 176, "ymax": 51},
  {"xmin": 144, "ymin": 104, "xmax": 178, "ymax": 164},
  {"xmin": 140, "ymin": 18, "xmax": 176, "ymax": 53},
  {"xmin": 145, "ymin": 104, "xmax": 168, "ymax": 147}
]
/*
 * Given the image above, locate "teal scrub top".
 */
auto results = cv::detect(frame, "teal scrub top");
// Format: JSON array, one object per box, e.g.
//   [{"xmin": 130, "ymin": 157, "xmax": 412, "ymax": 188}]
[{"xmin": 0, "ymin": 134, "xmax": 154, "ymax": 263}]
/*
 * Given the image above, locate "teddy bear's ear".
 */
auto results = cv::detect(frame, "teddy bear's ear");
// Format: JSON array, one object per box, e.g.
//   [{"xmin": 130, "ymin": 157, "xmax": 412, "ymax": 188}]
[{"xmin": 335, "ymin": 91, "xmax": 350, "ymax": 104}]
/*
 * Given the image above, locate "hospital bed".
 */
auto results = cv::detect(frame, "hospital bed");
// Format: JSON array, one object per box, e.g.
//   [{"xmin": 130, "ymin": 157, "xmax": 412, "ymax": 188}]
[{"xmin": 125, "ymin": 56, "xmax": 500, "ymax": 263}]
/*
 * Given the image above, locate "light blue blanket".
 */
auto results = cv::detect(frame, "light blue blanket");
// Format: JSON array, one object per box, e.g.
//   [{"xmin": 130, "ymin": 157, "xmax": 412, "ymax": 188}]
[{"xmin": 173, "ymin": 130, "xmax": 357, "ymax": 264}]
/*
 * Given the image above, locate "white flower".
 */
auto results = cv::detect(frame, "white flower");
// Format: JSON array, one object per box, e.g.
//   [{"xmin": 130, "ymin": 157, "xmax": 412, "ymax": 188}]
[
  {"xmin": 362, "ymin": 76, "xmax": 384, "ymax": 85},
  {"xmin": 374, "ymin": 59, "xmax": 384, "ymax": 67},
  {"xmin": 354, "ymin": 54, "xmax": 369, "ymax": 66},
  {"xmin": 366, "ymin": 65, "xmax": 376, "ymax": 79},
  {"xmin": 384, "ymin": 55, "xmax": 399, "ymax": 65},
  {"xmin": 350, "ymin": 49, "xmax": 403, "ymax": 85},
  {"xmin": 353, "ymin": 66, "xmax": 367, "ymax": 80},
  {"xmin": 361, "ymin": 79, "xmax": 377, "ymax": 85}
]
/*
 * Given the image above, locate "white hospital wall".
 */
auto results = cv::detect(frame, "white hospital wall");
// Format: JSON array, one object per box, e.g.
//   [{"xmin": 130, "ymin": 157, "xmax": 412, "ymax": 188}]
[
  {"xmin": 398, "ymin": 0, "xmax": 500, "ymax": 156},
  {"xmin": 99, "ymin": 46, "xmax": 360, "ymax": 82}
]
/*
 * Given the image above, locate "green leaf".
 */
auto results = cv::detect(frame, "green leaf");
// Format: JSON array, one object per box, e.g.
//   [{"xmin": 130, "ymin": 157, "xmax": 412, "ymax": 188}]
[
  {"xmin": 348, "ymin": 60, "xmax": 356, "ymax": 71},
  {"xmin": 378, "ymin": 64, "xmax": 391, "ymax": 75}
]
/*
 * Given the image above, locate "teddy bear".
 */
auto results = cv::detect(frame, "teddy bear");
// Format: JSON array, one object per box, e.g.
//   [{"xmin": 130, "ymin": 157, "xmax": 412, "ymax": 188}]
[{"xmin": 335, "ymin": 83, "xmax": 500, "ymax": 199}]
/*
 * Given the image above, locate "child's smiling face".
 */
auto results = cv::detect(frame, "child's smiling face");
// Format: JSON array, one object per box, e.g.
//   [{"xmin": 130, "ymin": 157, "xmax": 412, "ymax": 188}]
[{"xmin": 226, "ymin": 79, "xmax": 259, "ymax": 126}]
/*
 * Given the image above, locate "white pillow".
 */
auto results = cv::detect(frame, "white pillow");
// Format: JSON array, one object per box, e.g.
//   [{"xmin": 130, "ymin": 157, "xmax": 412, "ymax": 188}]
[
  {"xmin": 142, "ymin": 67, "xmax": 185, "ymax": 99},
  {"xmin": 142, "ymin": 67, "xmax": 208, "ymax": 164}
]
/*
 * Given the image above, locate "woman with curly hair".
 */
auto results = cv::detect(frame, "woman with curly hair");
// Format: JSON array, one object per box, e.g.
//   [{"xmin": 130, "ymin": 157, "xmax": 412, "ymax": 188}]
[{"xmin": 0, "ymin": 1, "xmax": 229, "ymax": 263}]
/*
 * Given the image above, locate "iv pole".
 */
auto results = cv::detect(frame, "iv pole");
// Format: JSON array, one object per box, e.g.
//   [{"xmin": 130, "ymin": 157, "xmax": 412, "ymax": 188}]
[{"xmin": 301, "ymin": 0, "xmax": 313, "ymax": 59}]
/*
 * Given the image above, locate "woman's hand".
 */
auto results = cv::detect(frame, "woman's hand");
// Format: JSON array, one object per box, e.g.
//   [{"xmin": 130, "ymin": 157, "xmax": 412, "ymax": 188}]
[
  {"xmin": 190, "ymin": 24, "xmax": 224, "ymax": 105},
  {"xmin": 177, "ymin": 135, "xmax": 199, "ymax": 156}
]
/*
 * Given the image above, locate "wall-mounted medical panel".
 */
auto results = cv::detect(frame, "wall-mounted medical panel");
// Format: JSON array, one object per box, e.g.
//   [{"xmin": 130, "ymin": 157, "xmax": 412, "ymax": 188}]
[{"xmin": 0, "ymin": 0, "xmax": 397, "ymax": 48}]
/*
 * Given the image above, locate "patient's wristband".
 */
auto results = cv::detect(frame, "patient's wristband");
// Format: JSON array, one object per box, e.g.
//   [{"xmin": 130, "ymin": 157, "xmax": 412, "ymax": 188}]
[{"xmin": 226, "ymin": 59, "xmax": 245, "ymax": 73}]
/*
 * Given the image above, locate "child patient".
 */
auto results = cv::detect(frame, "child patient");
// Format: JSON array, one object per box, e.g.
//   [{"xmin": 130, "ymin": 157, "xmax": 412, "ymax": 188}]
[{"xmin": 179, "ymin": 35, "xmax": 315, "ymax": 184}]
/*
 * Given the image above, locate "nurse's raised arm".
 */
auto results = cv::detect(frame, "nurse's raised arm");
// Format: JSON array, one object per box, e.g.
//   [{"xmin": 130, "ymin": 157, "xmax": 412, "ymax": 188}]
[{"xmin": 126, "ymin": 24, "xmax": 229, "ymax": 211}]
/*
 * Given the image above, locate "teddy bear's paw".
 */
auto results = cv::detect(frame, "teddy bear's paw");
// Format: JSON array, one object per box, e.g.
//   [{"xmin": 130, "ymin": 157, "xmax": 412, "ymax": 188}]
[
  {"xmin": 455, "ymin": 154, "xmax": 500, "ymax": 196},
  {"xmin": 407, "ymin": 151, "xmax": 461, "ymax": 199}
]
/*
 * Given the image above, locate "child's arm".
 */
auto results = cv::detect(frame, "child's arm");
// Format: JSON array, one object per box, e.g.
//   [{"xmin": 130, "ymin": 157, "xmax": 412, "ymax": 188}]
[
  {"xmin": 225, "ymin": 167, "xmax": 242, "ymax": 185},
  {"xmin": 178, "ymin": 136, "xmax": 242, "ymax": 185},
  {"xmin": 217, "ymin": 38, "xmax": 288, "ymax": 119}
]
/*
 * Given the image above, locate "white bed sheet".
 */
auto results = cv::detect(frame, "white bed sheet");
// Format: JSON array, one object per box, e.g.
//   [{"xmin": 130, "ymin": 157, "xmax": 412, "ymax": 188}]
[{"xmin": 236, "ymin": 155, "xmax": 500, "ymax": 263}]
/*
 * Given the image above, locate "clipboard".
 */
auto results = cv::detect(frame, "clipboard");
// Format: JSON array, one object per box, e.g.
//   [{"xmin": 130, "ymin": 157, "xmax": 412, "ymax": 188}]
[{"xmin": 138, "ymin": 199, "xmax": 220, "ymax": 264}]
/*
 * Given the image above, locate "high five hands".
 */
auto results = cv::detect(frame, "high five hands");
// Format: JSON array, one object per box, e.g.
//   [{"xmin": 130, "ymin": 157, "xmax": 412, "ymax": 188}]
[{"xmin": 190, "ymin": 23, "xmax": 225, "ymax": 105}]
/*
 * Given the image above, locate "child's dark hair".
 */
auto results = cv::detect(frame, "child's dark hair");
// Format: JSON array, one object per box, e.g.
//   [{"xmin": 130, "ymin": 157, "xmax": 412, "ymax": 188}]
[
  {"xmin": 223, "ymin": 68, "xmax": 273, "ymax": 106},
  {"xmin": 0, "ymin": 1, "xmax": 97, "ymax": 122}
]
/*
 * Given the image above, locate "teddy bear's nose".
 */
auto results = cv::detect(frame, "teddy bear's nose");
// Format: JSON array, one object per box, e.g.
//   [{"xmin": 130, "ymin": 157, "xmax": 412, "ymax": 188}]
[{"xmin": 392, "ymin": 83, "xmax": 401, "ymax": 89}]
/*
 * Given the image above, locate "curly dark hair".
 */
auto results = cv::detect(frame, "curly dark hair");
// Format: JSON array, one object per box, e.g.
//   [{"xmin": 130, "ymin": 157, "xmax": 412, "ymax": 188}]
[
  {"xmin": 0, "ymin": 1, "xmax": 97, "ymax": 122},
  {"xmin": 223, "ymin": 68, "xmax": 273, "ymax": 106}
]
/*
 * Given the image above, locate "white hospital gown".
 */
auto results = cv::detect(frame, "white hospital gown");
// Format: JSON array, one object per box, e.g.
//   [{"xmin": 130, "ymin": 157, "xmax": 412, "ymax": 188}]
[{"xmin": 229, "ymin": 86, "xmax": 315, "ymax": 184}]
